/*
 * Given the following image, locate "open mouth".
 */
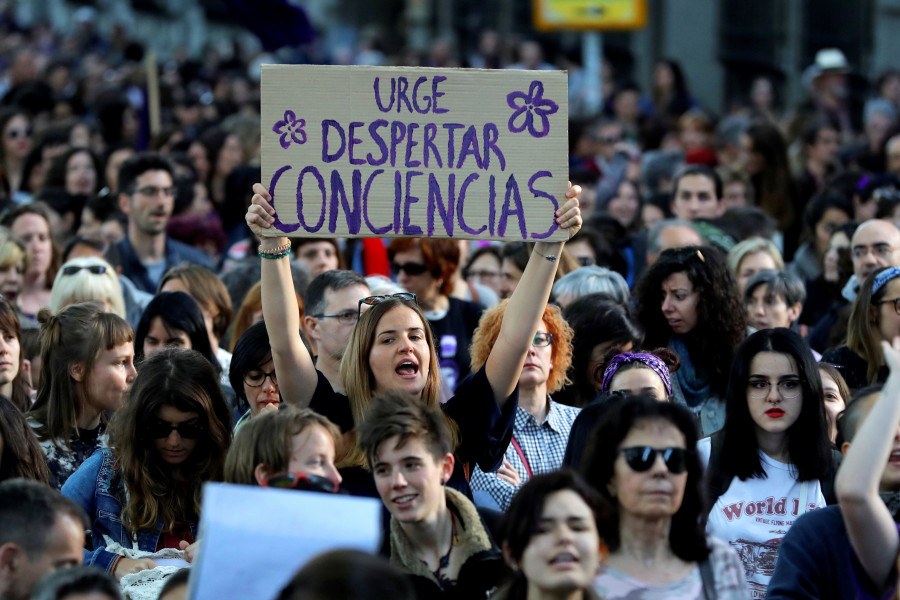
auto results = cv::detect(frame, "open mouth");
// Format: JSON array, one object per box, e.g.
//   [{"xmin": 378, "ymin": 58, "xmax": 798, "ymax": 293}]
[
  {"xmin": 889, "ymin": 449, "xmax": 900, "ymax": 465},
  {"xmin": 549, "ymin": 553, "xmax": 578, "ymax": 566},
  {"xmin": 393, "ymin": 494, "xmax": 417, "ymax": 507},
  {"xmin": 395, "ymin": 360, "xmax": 418, "ymax": 378}
]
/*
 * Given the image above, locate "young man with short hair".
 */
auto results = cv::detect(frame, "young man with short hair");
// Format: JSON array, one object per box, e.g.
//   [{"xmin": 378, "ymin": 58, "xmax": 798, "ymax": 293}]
[
  {"xmin": 357, "ymin": 394, "xmax": 507, "ymax": 599},
  {"xmin": 114, "ymin": 152, "xmax": 214, "ymax": 293},
  {"xmin": 670, "ymin": 164, "xmax": 725, "ymax": 221}
]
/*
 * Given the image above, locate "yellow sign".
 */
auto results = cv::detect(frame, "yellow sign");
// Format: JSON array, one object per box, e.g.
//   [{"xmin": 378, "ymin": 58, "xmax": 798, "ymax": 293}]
[{"xmin": 533, "ymin": 0, "xmax": 647, "ymax": 31}]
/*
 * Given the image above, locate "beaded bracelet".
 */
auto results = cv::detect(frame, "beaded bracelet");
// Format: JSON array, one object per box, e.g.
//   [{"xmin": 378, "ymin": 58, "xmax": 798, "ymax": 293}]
[{"xmin": 259, "ymin": 245, "xmax": 292, "ymax": 260}]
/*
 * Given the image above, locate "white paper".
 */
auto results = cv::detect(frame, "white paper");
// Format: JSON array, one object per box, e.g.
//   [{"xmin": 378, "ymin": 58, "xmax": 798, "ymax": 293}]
[{"xmin": 187, "ymin": 483, "xmax": 383, "ymax": 600}]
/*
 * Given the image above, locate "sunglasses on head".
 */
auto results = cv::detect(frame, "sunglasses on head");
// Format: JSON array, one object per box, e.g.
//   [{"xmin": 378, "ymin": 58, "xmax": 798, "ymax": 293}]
[
  {"xmin": 261, "ymin": 472, "xmax": 339, "ymax": 494},
  {"xmin": 391, "ymin": 261, "xmax": 429, "ymax": 276},
  {"xmin": 358, "ymin": 292, "xmax": 417, "ymax": 317},
  {"xmin": 62, "ymin": 265, "xmax": 107, "ymax": 276},
  {"xmin": 618, "ymin": 446, "xmax": 690, "ymax": 474},
  {"xmin": 145, "ymin": 419, "xmax": 205, "ymax": 440}
]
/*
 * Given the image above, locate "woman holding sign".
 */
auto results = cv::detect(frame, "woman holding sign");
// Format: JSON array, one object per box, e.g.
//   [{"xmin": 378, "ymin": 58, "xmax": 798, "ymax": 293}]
[{"xmin": 246, "ymin": 181, "xmax": 581, "ymax": 497}]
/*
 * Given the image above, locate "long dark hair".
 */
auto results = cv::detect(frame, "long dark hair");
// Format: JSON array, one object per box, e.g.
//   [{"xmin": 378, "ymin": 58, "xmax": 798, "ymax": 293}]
[
  {"xmin": 0, "ymin": 395, "xmax": 50, "ymax": 483},
  {"xmin": 634, "ymin": 245, "xmax": 745, "ymax": 398},
  {"xmin": 580, "ymin": 395, "xmax": 709, "ymax": 562},
  {"xmin": 0, "ymin": 296, "xmax": 29, "ymax": 412},
  {"xmin": 108, "ymin": 349, "xmax": 232, "ymax": 534},
  {"xmin": 134, "ymin": 291, "xmax": 218, "ymax": 372},
  {"xmin": 718, "ymin": 328, "xmax": 833, "ymax": 482},
  {"xmin": 498, "ymin": 470, "xmax": 603, "ymax": 598}
]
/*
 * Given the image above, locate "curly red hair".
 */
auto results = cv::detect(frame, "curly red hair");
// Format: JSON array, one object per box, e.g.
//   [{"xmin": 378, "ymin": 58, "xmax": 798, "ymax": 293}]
[{"xmin": 469, "ymin": 300, "xmax": 573, "ymax": 393}]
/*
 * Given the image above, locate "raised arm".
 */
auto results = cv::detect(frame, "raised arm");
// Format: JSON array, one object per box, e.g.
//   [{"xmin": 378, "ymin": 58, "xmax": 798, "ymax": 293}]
[
  {"xmin": 247, "ymin": 183, "xmax": 319, "ymax": 406},
  {"xmin": 484, "ymin": 183, "xmax": 581, "ymax": 405},
  {"xmin": 835, "ymin": 337, "xmax": 900, "ymax": 588}
]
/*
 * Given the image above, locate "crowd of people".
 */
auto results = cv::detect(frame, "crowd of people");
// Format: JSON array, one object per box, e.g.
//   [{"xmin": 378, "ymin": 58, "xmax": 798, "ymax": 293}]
[{"xmin": 3, "ymin": 7, "xmax": 900, "ymax": 600}]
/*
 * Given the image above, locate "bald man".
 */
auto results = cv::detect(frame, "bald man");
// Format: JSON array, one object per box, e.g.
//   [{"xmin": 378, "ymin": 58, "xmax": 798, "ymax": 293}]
[{"xmin": 845, "ymin": 219, "xmax": 900, "ymax": 301}]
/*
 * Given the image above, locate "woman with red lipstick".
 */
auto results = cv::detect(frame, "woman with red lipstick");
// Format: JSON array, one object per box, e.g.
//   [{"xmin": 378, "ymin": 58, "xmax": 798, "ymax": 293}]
[
  {"xmin": 582, "ymin": 395, "xmax": 747, "ymax": 598},
  {"xmin": 247, "ymin": 181, "xmax": 582, "ymax": 498},
  {"xmin": 699, "ymin": 328, "xmax": 834, "ymax": 596},
  {"xmin": 61, "ymin": 349, "xmax": 232, "ymax": 579},
  {"xmin": 634, "ymin": 245, "xmax": 746, "ymax": 437}
]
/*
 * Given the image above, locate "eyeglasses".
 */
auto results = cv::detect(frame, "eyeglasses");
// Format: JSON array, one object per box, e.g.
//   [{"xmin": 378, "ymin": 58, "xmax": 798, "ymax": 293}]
[
  {"xmin": 62, "ymin": 265, "xmax": 107, "ymax": 276},
  {"xmin": 133, "ymin": 185, "xmax": 176, "ymax": 198},
  {"xmin": 747, "ymin": 378, "xmax": 802, "ymax": 400},
  {"xmin": 145, "ymin": 419, "xmax": 205, "ymax": 440},
  {"xmin": 618, "ymin": 446, "xmax": 690, "ymax": 474},
  {"xmin": 261, "ymin": 473, "xmax": 339, "ymax": 494},
  {"xmin": 244, "ymin": 369, "xmax": 277, "ymax": 388},
  {"xmin": 879, "ymin": 297, "xmax": 900, "ymax": 315},
  {"xmin": 358, "ymin": 292, "xmax": 417, "ymax": 317},
  {"xmin": 576, "ymin": 256, "xmax": 596, "ymax": 267},
  {"xmin": 532, "ymin": 332, "xmax": 552, "ymax": 347},
  {"xmin": 5, "ymin": 128, "xmax": 31, "ymax": 139},
  {"xmin": 852, "ymin": 243, "xmax": 895, "ymax": 259},
  {"xmin": 312, "ymin": 310, "xmax": 358, "ymax": 325},
  {"xmin": 391, "ymin": 261, "xmax": 429, "ymax": 276}
]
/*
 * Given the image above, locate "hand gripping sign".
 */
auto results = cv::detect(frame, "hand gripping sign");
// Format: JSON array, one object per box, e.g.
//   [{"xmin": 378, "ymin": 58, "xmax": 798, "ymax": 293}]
[{"xmin": 261, "ymin": 65, "xmax": 568, "ymax": 241}]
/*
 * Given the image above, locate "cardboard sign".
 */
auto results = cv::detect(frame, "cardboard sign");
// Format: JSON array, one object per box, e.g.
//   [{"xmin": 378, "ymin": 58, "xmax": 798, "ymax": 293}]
[
  {"xmin": 188, "ymin": 483, "xmax": 382, "ymax": 600},
  {"xmin": 261, "ymin": 65, "xmax": 568, "ymax": 241}
]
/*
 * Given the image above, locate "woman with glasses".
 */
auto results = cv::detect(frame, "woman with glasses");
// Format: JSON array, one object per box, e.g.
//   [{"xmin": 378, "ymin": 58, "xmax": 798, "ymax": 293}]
[
  {"xmin": 48, "ymin": 256, "xmax": 126, "ymax": 319},
  {"xmin": 634, "ymin": 245, "xmax": 746, "ymax": 437},
  {"xmin": 28, "ymin": 302, "xmax": 136, "ymax": 489},
  {"xmin": 581, "ymin": 394, "xmax": 746, "ymax": 598},
  {"xmin": 468, "ymin": 302, "xmax": 579, "ymax": 510},
  {"xmin": 61, "ymin": 348, "xmax": 232, "ymax": 580},
  {"xmin": 822, "ymin": 266, "xmax": 900, "ymax": 389},
  {"xmin": 246, "ymin": 181, "xmax": 582, "ymax": 498},
  {"xmin": 700, "ymin": 327, "xmax": 833, "ymax": 596},
  {"xmin": 387, "ymin": 237, "xmax": 482, "ymax": 392},
  {"xmin": 229, "ymin": 321, "xmax": 282, "ymax": 432},
  {"xmin": 224, "ymin": 404, "xmax": 342, "ymax": 492}
]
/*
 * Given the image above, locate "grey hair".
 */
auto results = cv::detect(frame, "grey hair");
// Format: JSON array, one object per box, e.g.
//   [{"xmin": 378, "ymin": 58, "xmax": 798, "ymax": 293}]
[
  {"xmin": 743, "ymin": 269, "xmax": 806, "ymax": 308},
  {"xmin": 646, "ymin": 219, "xmax": 700, "ymax": 256},
  {"xmin": 552, "ymin": 266, "xmax": 629, "ymax": 305},
  {"xmin": 864, "ymin": 98, "xmax": 898, "ymax": 126}
]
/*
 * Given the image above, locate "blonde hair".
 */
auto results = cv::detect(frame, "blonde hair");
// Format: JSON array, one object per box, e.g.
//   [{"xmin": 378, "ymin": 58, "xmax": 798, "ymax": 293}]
[
  {"xmin": 0, "ymin": 226, "xmax": 26, "ymax": 271},
  {"xmin": 224, "ymin": 406, "xmax": 341, "ymax": 485},
  {"xmin": 726, "ymin": 237, "xmax": 784, "ymax": 276},
  {"xmin": 340, "ymin": 299, "xmax": 446, "ymax": 468},
  {"xmin": 469, "ymin": 300, "xmax": 574, "ymax": 393},
  {"xmin": 49, "ymin": 257, "xmax": 125, "ymax": 318}
]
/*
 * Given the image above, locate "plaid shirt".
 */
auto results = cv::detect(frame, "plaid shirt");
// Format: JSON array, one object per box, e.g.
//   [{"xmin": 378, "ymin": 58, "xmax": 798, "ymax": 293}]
[{"xmin": 469, "ymin": 398, "xmax": 580, "ymax": 511}]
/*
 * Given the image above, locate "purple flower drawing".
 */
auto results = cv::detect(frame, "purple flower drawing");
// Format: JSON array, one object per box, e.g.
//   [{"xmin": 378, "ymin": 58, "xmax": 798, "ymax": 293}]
[
  {"xmin": 506, "ymin": 81, "xmax": 559, "ymax": 138},
  {"xmin": 273, "ymin": 110, "xmax": 306, "ymax": 149}
]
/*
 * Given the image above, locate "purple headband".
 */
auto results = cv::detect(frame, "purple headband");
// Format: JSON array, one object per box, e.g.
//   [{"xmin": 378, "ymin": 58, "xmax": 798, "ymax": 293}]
[{"xmin": 601, "ymin": 352, "xmax": 672, "ymax": 396}]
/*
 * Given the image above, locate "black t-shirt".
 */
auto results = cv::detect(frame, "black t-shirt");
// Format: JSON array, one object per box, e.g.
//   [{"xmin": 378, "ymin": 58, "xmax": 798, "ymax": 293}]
[
  {"xmin": 308, "ymin": 368, "xmax": 518, "ymax": 498},
  {"xmin": 426, "ymin": 297, "xmax": 483, "ymax": 392}
]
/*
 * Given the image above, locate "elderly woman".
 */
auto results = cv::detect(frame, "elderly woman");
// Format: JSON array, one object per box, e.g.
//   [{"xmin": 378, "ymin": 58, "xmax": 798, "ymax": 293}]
[
  {"xmin": 468, "ymin": 302, "xmax": 579, "ymax": 510},
  {"xmin": 581, "ymin": 395, "xmax": 747, "ymax": 598},
  {"xmin": 552, "ymin": 265, "xmax": 629, "ymax": 309}
]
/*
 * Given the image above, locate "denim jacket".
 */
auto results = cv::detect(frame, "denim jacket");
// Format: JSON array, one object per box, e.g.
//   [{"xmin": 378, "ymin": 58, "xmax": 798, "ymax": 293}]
[{"xmin": 61, "ymin": 448, "xmax": 198, "ymax": 573}]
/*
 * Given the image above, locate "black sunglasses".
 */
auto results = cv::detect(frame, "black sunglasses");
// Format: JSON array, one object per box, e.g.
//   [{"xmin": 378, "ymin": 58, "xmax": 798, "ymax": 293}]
[
  {"xmin": 145, "ymin": 419, "xmax": 205, "ymax": 440},
  {"xmin": 62, "ymin": 265, "xmax": 107, "ymax": 276},
  {"xmin": 618, "ymin": 446, "xmax": 690, "ymax": 474},
  {"xmin": 261, "ymin": 473, "xmax": 339, "ymax": 494},
  {"xmin": 391, "ymin": 261, "xmax": 429, "ymax": 276},
  {"xmin": 358, "ymin": 292, "xmax": 417, "ymax": 317}
]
